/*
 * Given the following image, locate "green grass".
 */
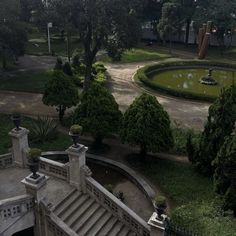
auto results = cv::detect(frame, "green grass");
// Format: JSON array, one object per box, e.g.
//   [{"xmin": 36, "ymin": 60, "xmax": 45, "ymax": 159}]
[
  {"xmin": 100, "ymin": 48, "xmax": 171, "ymax": 63},
  {"xmin": 0, "ymin": 71, "xmax": 52, "ymax": 93},
  {"xmin": 26, "ymin": 35, "xmax": 82, "ymax": 57},
  {"xmin": 150, "ymin": 68, "xmax": 235, "ymax": 98},
  {"xmin": 127, "ymin": 156, "xmax": 236, "ymax": 235},
  {"xmin": 0, "ymin": 114, "xmax": 71, "ymax": 155}
]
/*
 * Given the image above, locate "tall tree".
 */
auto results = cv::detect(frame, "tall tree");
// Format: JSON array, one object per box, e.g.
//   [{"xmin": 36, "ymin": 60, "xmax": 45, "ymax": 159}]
[
  {"xmin": 192, "ymin": 85, "xmax": 236, "ymax": 175},
  {"xmin": 50, "ymin": 0, "xmax": 143, "ymax": 91},
  {"xmin": 121, "ymin": 93, "xmax": 173, "ymax": 160}
]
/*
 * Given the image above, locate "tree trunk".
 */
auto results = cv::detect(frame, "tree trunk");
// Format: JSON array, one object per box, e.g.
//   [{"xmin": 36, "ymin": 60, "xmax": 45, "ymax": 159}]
[
  {"xmin": 58, "ymin": 105, "xmax": 66, "ymax": 123},
  {"xmin": 140, "ymin": 143, "xmax": 147, "ymax": 161},
  {"xmin": 185, "ymin": 18, "xmax": 191, "ymax": 46}
]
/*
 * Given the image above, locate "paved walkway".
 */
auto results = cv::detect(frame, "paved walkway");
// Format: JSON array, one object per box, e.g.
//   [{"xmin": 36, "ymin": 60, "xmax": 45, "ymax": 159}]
[{"xmin": 0, "ymin": 55, "xmax": 210, "ymax": 130}]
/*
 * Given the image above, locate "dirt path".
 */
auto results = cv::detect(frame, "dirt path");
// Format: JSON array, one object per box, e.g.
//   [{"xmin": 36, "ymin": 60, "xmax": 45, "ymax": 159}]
[{"xmin": 0, "ymin": 55, "xmax": 209, "ymax": 130}]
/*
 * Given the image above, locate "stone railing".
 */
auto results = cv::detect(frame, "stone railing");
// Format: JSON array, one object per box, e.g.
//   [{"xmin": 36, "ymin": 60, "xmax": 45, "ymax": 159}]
[
  {"xmin": 0, "ymin": 195, "xmax": 34, "ymax": 235},
  {"xmin": 0, "ymin": 153, "xmax": 13, "ymax": 169},
  {"xmin": 40, "ymin": 199, "xmax": 77, "ymax": 236},
  {"xmin": 85, "ymin": 177, "xmax": 150, "ymax": 236},
  {"xmin": 39, "ymin": 157, "xmax": 69, "ymax": 181}
]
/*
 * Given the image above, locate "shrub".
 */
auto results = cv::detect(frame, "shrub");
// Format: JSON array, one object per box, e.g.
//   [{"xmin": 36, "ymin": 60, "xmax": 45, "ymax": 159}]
[
  {"xmin": 70, "ymin": 124, "xmax": 83, "ymax": 134},
  {"xmin": 27, "ymin": 148, "xmax": 41, "ymax": 162},
  {"xmin": 95, "ymin": 72, "xmax": 106, "ymax": 85},
  {"xmin": 30, "ymin": 116, "xmax": 57, "ymax": 143},
  {"xmin": 54, "ymin": 57, "xmax": 63, "ymax": 71},
  {"xmin": 73, "ymin": 83, "xmax": 122, "ymax": 145},
  {"xmin": 121, "ymin": 93, "xmax": 173, "ymax": 160},
  {"xmin": 154, "ymin": 195, "xmax": 167, "ymax": 207},
  {"xmin": 63, "ymin": 62, "xmax": 73, "ymax": 76}
]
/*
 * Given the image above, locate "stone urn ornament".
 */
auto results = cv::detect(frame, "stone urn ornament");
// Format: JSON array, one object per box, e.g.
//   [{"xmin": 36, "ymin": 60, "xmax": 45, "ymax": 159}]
[
  {"xmin": 69, "ymin": 124, "xmax": 83, "ymax": 148},
  {"xmin": 154, "ymin": 195, "xmax": 167, "ymax": 220},
  {"xmin": 27, "ymin": 148, "xmax": 41, "ymax": 179},
  {"xmin": 11, "ymin": 113, "xmax": 21, "ymax": 131}
]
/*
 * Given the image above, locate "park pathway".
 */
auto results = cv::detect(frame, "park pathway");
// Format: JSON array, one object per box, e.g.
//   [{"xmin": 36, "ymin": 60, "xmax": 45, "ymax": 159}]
[{"xmin": 0, "ymin": 55, "xmax": 210, "ymax": 130}]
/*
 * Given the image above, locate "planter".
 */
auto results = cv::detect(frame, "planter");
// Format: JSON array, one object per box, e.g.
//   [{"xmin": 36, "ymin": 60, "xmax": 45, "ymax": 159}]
[
  {"xmin": 28, "ymin": 162, "xmax": 40, "ymax": 179},
  {"xmin": 11, "ymin": 115, "xmax": 21, "ymax": 131},
  {"xmin": 69, "ymin": 132, "xmax": 80, "ymax": 147},
  {"xmin": 154, "ymin": 204, "xmax": 166, "ymax": 220}
]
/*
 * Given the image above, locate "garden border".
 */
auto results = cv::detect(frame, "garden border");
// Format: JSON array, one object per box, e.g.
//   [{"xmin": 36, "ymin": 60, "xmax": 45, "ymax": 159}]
[{"xmin": 134, "ymin": 60, "xmax": 236, "ymax": 102}]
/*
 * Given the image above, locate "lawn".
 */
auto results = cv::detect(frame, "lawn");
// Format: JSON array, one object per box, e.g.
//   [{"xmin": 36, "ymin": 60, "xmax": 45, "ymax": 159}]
[
  {"xmin": 0, "ymin": 71, "xmax": 52, "ymax": 93},
  {"xmin": 0, "ymin": 114, "xmax": 71, "ymax": 155},
  {"xmin": 126, "ymin": 156, "xmax": 236, "ymax": 235},
  {"xmin": 26, "ymin": 33, "xmax": 82, "ymax": 57},
  {"xmin": 99, "ymin": 47, "xmax": 171, "ymax": 63}
]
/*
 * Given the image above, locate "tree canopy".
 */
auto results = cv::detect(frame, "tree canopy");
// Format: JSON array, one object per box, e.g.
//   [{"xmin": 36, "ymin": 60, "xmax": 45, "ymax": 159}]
[
  {"xmin": 42, "ymin": 71, "xmax": 79, "ymax": 122},
  {"xmin": 192, "ymin": 85, "xmax": 236, "ymax": 175},
  {"xmin": 50, "ymin": 0, "xmax": 143, "ymax": 90},
  {"xmin": 121, "ymin": 93, "xmax": 173, "ymax": 159},
  {"xmin": 73, "ymin": 83, "xmax": 122, "ymax": 145}
]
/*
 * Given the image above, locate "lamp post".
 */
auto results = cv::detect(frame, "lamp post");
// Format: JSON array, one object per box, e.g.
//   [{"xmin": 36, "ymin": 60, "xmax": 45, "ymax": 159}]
[{"xmin": 47, "ymin": 22, "xmax": 53, "ymax": 55}]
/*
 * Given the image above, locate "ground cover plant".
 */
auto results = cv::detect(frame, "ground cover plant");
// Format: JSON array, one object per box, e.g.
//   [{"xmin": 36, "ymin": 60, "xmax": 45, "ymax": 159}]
[
  {"xmin": 0, "ymin": 114, "xmax": 71, "ymax": 155},
  {"xmin": 126, "ymin": 155, "xmax": 236, "ymax": 235}
]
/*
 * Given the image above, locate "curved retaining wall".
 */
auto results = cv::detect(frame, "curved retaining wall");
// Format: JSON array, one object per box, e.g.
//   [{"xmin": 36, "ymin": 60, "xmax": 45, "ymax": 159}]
[{"xmin": 41, "ymin": 151, "xmax": 156, "ymax": 209}]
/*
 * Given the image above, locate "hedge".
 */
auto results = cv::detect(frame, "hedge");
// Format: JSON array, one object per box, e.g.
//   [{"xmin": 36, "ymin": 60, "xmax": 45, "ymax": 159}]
[{"xmin": 135, "ymin": 60, "xmax": 236, "ymax": 102}]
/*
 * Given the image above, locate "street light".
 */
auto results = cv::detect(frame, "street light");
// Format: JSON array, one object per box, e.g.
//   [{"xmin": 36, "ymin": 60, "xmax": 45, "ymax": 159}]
[{"xmin": 47, "ymin": 22, "xmax": 53, "ymax": 54}]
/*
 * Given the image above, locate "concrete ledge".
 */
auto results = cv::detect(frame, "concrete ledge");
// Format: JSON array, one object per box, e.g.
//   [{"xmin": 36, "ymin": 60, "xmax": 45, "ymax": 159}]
[{"xmin": 86, "ymin": 153, "xmax": 156, "ymax": 205}]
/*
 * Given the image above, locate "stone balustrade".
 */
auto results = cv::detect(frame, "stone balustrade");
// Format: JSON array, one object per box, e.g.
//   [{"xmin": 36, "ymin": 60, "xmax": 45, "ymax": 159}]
[
  {"xmin": 85, "ymin": 177, "xmax": 150, "ymax": 236},
  {"xmin": 39, "ymin": 157, "xmax": 69, "ymax": 181},
  {"xmin": 0, "ymin": 194, "xmax": 34, "ymax": 221},
  {"xmin": 0, "ymin": 153, "xmax": 13, "ymax": 169}
]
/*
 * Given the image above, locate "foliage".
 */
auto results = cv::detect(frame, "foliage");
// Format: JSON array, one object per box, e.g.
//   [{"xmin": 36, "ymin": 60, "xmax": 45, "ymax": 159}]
[
  {"xmin": 63, "ymin": 62, "xmax": 73, "ymax": 76},
  {"xmin": 104, "ymin": 184, "xmax": 113, "ymax": 193},
  {"xmin": 193, "ymin": 85, "xmax": 236, "ymax": 175},
  {"xmin": 51, "ymin": 0, "xmax": 143, "ymax": 90},
  {"xmin": 54, "ymin": 57, "xmax": 63, "ymax": 71},
  {"xmin": 214, "ymin": 133, "xmax": 236, "ymax": 216},
  {"xmin": 154, "ymin": 195, "xmax": 166, "ymax": 207},
  {"xmin": 27, "ymin": 148, "xmax": 41, "ymax": 162},
  {"xmin": 121, "ymin": 93, "xmax": 173, "ymax": 159},
  {"xmin": 157, "ymin": 2, "xmax": 181, "ymax": 44},
  {"xmin": 30, "ymin": 116, "xmax": 57, "ymax": 143},
  {"xmin": 186, "ymin": 133, "xmax": 195, "ymax": 163},
  {"xmin": 42, "ymin": 71, "xmax": 79, "ymax": 122},
  {"xmin": 70, "ymin": 124, "xmax": 82, "ymax": 134},
  {"xmin": 73, "ymin": 83, "xmax": 122, "ymax": 145},
  {"xmin": 127, "ymin": 156, "xmax": 236, "ymax": 235}
]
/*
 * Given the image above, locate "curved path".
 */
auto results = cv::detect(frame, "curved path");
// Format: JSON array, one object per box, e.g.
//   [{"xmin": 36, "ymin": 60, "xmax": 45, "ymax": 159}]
[
  {"xmin": 0, "ymin": 55, "xmax": 210, "ymax": 130},
  {"xmin": 106, "ymin": 62, "xmax": 209, "ymax": 130}
]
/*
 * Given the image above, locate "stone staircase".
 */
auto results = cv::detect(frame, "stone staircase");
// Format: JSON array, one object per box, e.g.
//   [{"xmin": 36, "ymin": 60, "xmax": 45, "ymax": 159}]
[{"xmin": 53, "ymin": 188, "xmax": 136, "ymax": 236}]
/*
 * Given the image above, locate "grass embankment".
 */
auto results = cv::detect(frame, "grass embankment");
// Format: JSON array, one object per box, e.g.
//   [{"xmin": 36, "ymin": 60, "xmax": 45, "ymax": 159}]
[
  {"xmin": 0, "ymin": 114, "xmax": 71, "ymax": 155},
  {"xmin": 127, "ymin": 156, "xmax": 236, "ymax": 235}
]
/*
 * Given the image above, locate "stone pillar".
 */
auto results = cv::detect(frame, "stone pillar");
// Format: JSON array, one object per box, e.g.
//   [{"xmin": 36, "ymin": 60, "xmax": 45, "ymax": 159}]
[
  {"xmin": 148, "ymin": 212, "xmax": 167, "ymax": 236},
  {"xmin": 22, "ymin": 173, "xmax": 49, "ymax": 236},
  {"xmin": 66, "ymin": 144, "xmax": 88, "ymax": 191},
  {"xmin": 9, "ymin": 127, "xmax": 30, "ymax": 168}
]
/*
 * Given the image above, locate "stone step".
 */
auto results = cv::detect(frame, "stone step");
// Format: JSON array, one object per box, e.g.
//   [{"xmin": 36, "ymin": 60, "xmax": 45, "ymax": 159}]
[
  {"xmin": 53, "ymin": 188, "xmax": 77, "ymax": 212},
  {"xmin": 69, "ymin": 201, "xmax": 100, "ymax": 230},
  {"xmin": 96, "ymin": 216, "xmax": 118, "ymax": 236},
  {"xmin": 84, "ymin": 211, "xmax": 112, "ymax": 236},
  {"xmin": 76, "ymin": 207, "xmax": 107, "ymax": 235},
  {"xmin": 107, "ymin": 221, "xmax": 124, "ymax": 235},
  {"xmin": 117, "ymin": 225, "xmax": 131, "ymax": 236},
  {"xmin": 54, "ymin": 190, "xmax": 81, "ymax": 216},
  {"xmin": 62, "ymin": 195, "xmax": 92, "ymax": 223}
]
